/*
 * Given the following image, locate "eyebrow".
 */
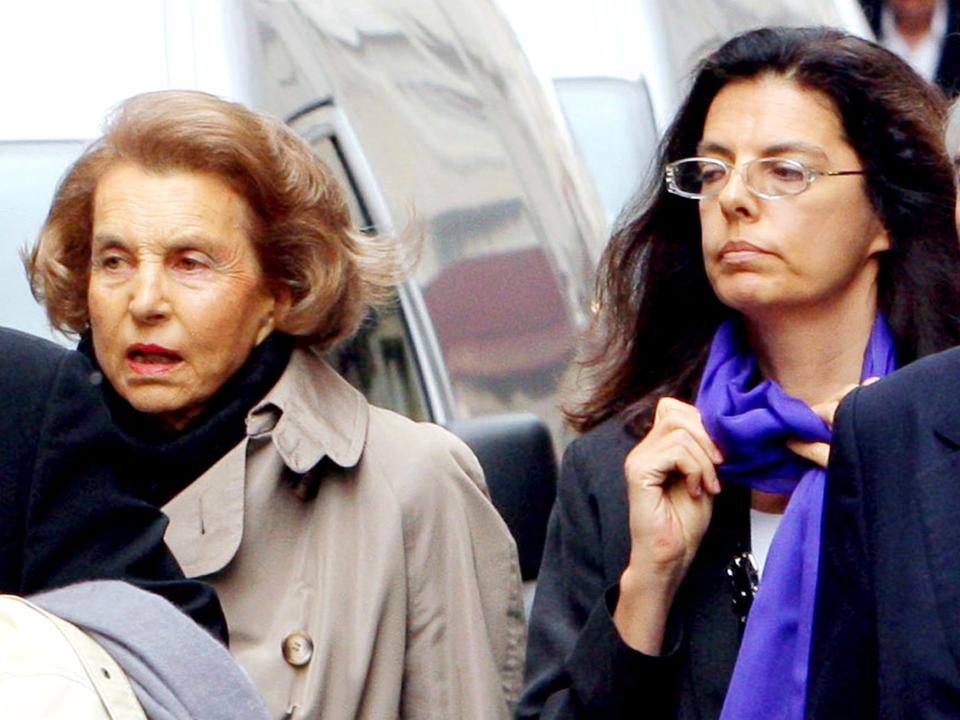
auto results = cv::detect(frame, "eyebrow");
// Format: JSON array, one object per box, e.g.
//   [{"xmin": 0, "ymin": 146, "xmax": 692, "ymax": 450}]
[
  {"xmin": 91, "ymin": 233, "xmax": 217, "ymax": 252},
  {"xmin": 696, "ymin": 141, "xmax": 830, "ymax": 162},
  {"xmin": 90, "ymin": 233, "xmax": 126, "ymax": 250}
]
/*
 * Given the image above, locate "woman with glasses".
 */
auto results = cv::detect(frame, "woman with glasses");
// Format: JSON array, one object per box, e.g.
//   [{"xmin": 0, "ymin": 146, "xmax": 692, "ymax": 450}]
[{"xmin": 518, "ymin": 26, "xmax": 960, "ymax": 720}]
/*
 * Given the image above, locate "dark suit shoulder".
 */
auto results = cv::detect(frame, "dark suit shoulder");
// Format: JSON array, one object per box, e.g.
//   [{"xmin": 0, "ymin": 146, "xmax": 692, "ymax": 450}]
[
  {"xmin": 0, "ymin": 328, "xmax": 73, "ymax": 397},
  {"xmin": 0, "ymin": 329, "xmax": 108, "ymax": 442},
  {"xmin": 845, "ymin": 346, "xmax": 960, "ymax": 430}
]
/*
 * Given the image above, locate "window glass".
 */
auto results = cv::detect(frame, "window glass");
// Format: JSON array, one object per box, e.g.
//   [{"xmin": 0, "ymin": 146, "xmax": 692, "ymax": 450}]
[
  {"xmin": 554, "ymin": 76, "xmax": 658, "ymax": 229},
  {"xmin": 306, "ymin": 133, "xmax": 429, "ymax": 421}
]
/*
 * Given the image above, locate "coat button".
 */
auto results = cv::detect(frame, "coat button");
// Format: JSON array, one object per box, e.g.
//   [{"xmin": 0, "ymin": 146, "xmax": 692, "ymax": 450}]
[{"xmin": 282, "ymin": 632, "xmax": 314, "ymax": 667}]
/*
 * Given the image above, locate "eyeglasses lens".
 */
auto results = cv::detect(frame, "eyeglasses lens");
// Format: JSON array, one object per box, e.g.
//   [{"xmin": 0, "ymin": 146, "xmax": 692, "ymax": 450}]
[
  {"xmin": 672, "ymin": 159, "xmax": 726, "ymax": 197},
  {"xmin": 749, "ymin": 159, "xmax": 807, "ymax": 197}
]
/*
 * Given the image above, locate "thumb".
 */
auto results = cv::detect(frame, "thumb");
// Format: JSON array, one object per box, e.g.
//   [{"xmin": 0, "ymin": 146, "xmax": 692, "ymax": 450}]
[{"xmin": 786, "ymin": 439, "xmax": 830, "ymax": 469}]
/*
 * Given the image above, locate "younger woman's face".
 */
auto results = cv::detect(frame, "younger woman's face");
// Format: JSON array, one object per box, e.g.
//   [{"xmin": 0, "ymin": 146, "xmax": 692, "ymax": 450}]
[{"xmin": 697, "ymin": 75, "xmax": 889, "ymax": 322}]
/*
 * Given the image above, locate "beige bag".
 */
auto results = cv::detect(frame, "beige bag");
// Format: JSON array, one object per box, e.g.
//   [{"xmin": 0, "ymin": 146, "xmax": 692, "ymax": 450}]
[{"xmin": 0, "ymin": 594, "xmax": 146, "ymax": 719}]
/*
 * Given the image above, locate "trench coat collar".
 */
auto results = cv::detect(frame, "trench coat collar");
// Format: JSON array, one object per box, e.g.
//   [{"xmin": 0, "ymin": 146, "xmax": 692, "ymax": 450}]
[
  {"xmin": 245, "ymin": 347, "xmax": 368, "ymax": 472},
  {"xmin": 163, "ymin": 348, "xmax": 368, "ymax": 577}
]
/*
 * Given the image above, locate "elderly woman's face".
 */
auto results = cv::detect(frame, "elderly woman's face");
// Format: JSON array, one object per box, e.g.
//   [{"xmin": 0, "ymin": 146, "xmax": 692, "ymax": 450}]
[
  {"xmin": 697, "ymin": 76, "xmax": 889, "ymax": 320},
  {"xmin": 88, "ymin": 162, "xmax": 282, "ymax": 430}
]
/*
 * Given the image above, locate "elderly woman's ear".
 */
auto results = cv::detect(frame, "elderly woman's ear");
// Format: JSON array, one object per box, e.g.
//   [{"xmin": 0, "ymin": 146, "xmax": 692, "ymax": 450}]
[{"xmin": 255, "ymin": 288, "xmax": 293, "ymax": 345}]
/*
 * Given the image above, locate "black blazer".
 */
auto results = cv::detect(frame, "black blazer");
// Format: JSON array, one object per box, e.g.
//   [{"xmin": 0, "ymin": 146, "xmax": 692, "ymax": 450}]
[
  {"xmin": 808, "ymin": 346, "xmax": 960, "ymax": 718},
  {"xmin": 0, "ymin": 328, "xmax": 226, "ymax": 640},
  {"xmin": 860, "ymin": 0, "xmax": 960, "ymax": 97},
  {"xmin": 518, "ymin": 418, "xmax": 752, "ymax": 719}
]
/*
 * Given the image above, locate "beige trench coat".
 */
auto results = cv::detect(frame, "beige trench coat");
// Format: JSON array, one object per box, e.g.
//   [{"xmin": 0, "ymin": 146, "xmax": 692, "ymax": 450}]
[{"xmin": 162, "ymin": 347, "xmax": 526, "ymax": 719}]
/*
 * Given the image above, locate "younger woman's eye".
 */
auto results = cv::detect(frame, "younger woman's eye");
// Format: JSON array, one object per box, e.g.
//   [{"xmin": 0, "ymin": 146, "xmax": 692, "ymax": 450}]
[
  {"xmin": 700, "ymin": 166, "xmax": 727, "ymax": 184},
  {"xmin": 768, "ymin": 161, "xmax": 805, "ymax": 182}
]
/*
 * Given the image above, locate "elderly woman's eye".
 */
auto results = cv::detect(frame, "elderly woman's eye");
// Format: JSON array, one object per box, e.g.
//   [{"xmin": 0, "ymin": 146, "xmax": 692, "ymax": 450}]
[
  {"xmin": 176, "ymin": 256, "xmax": 208, "ymax": 272},
  {"xmin": 99, "ymin": 255, "xmax": 127, "ymax": 271}
]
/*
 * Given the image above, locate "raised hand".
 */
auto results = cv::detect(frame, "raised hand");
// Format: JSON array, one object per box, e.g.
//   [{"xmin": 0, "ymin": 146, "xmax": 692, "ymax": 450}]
[{"xmin": 613, "ymin": 397, "xmax": 723, "ymax": 654}]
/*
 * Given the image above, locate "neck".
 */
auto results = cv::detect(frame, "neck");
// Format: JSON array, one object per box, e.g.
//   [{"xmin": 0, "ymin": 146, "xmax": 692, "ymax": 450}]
[{"xmin": 743, "ymin": 293, "xmax": 879, "ymax": 408}]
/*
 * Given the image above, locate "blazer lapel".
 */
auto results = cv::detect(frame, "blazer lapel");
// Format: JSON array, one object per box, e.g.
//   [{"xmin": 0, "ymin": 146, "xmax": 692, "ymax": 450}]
[{"xmin": 684, "ymin": 484, "xmax": 749, "ymax": 715}]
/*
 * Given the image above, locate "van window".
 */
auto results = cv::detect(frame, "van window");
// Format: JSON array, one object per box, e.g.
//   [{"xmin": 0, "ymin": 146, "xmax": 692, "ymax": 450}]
[
  {"xmin": 553, "ymin": 76, "xmax": 658, "ymax": 229},
  {"xmin": 304, "ymin": 132, "xmax": 430, "ymax": 422}
]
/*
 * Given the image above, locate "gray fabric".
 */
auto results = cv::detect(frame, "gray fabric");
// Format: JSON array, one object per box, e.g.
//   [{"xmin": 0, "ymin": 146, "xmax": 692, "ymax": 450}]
[{"xmin": 32, "ymin": 580, "xmax": 269, "ymax": 720}]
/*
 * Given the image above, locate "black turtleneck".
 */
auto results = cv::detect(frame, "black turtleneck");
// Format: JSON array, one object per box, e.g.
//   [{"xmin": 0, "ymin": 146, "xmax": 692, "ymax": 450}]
[{"xmin": 78, "ymin": 332, "xmax": 295, "ymax": 506}]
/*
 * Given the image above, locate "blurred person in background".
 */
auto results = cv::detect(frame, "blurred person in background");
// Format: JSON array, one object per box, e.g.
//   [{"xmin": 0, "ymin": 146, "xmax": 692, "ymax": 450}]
[
  {"xmin": 518, "ymin": 26, "xmax": 960, "ymax": 720},
  {"xmin": 27, "ymin": 90, "xmax": 524, "ymax": 720},
  {"xmin": 859, "ymin": 0, "xmax": 960, "ymax": 96}
]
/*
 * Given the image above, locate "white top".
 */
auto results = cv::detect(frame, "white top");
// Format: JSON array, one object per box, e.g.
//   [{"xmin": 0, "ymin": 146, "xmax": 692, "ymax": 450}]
[
  {"xmin": 881, "ymin": 0, "xmax": 948, "ymax": 83},
  {"xmin": 750, "ymin": 508, "xmax": 784, "ymax": 580}
]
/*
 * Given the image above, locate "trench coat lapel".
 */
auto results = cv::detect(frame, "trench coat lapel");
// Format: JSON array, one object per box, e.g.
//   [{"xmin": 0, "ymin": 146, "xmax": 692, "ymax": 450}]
[
  {"xmin": 163, "ymin": 438, "xmax": 248, "ymax": 577},
  {"xmin": 162, "ymin": 349, "xmax": 368, "ymax": 577}
]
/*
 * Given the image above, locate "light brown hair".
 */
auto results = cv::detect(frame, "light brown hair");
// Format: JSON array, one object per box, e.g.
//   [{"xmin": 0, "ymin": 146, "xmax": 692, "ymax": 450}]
[{"xmin": 26, "ymin": 90, "xmax": 408, "ymax": 347}]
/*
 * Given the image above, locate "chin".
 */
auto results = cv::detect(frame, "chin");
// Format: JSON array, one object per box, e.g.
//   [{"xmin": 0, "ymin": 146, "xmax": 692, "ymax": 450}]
[
  {"xmin": 715, "ymin": 286, "xmax": 770, "ymax": 313},
  {"xmin": 120, "ymin": 388, "xmax": 183, "ymax": 416}
]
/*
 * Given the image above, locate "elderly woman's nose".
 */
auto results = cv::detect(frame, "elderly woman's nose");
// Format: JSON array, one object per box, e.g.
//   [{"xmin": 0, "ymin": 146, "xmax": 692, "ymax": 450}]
[{"xmin": 128, "ymin": 265, "xmax": 170, "ymax": 321}]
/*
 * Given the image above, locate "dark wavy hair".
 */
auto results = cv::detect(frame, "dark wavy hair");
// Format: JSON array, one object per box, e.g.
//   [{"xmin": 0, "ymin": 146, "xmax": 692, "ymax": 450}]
[{"xmin": 569, "ymin": 26, "xmax": 960, "ymax": 433}]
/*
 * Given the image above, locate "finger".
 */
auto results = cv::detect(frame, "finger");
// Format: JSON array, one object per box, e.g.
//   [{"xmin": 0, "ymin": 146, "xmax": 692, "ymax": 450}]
[
  {"xmin": 665, "ymin": 444, "xmax": 709, "ymax": 499},
  {"xmin": 809, "ymin": 382, "xmax": 861, "ymax": 427},
  {"xmin": 627, "ymin": 433, "xmax": 703, "ymax": 487},
  {"xmin": 652, "ymin": 398, "xmax": 724, "ymax": 465},
  {"xmin": 659, "ymin": 433, "xmax": 721, "ymax": 498},
  {"xmin": 812, "ymin": 378, "xmax": 879, "ymax": 427},
  {"xmin": 675, "ymin": 430, "xmax": 722, "ymax": 495},
  {"xmin": 786, "ymin": 439, "xmax": 831, "ymax": 468},
  {"xmin": 625, "ymin": 433, "xmax": 718, "ymax": 498},
  {"xmin": 808, "ymin": 399, "xmax": 841, "ymax": 427}
]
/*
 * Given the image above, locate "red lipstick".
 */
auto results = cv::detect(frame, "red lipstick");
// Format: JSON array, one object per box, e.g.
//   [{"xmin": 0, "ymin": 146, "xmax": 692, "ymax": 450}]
[{"xmin": 125, "ymin": 343, "xmax": 183, "ymax": 376}]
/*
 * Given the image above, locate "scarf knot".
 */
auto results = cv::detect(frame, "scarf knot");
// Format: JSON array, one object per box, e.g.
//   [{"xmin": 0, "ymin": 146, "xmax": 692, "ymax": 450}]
[{"xmin": 699, "ymin": 321, "xmax": 833, "ymax": 495}]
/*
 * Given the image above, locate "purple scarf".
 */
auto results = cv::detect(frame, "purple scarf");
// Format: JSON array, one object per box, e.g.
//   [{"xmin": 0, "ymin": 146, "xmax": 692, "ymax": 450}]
[{"xmin": 695, "ymin": 316, "xmax": 896, "ymax": 720}]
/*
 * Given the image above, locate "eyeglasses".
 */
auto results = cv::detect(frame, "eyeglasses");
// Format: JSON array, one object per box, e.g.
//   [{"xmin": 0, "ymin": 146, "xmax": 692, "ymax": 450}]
[{"xmin": 665, "ymin": 156, "xmax": 866, "ymax": 200}]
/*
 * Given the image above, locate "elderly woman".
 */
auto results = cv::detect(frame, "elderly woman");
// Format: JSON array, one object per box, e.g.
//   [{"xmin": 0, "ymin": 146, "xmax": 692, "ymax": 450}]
[
  {"xmin": 518, "ymin": 27, "xmax": 960, "ymax": 720},
  {"xmin": 27, "ymin": 90, "xmax": 524, "ymax": 720}
]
